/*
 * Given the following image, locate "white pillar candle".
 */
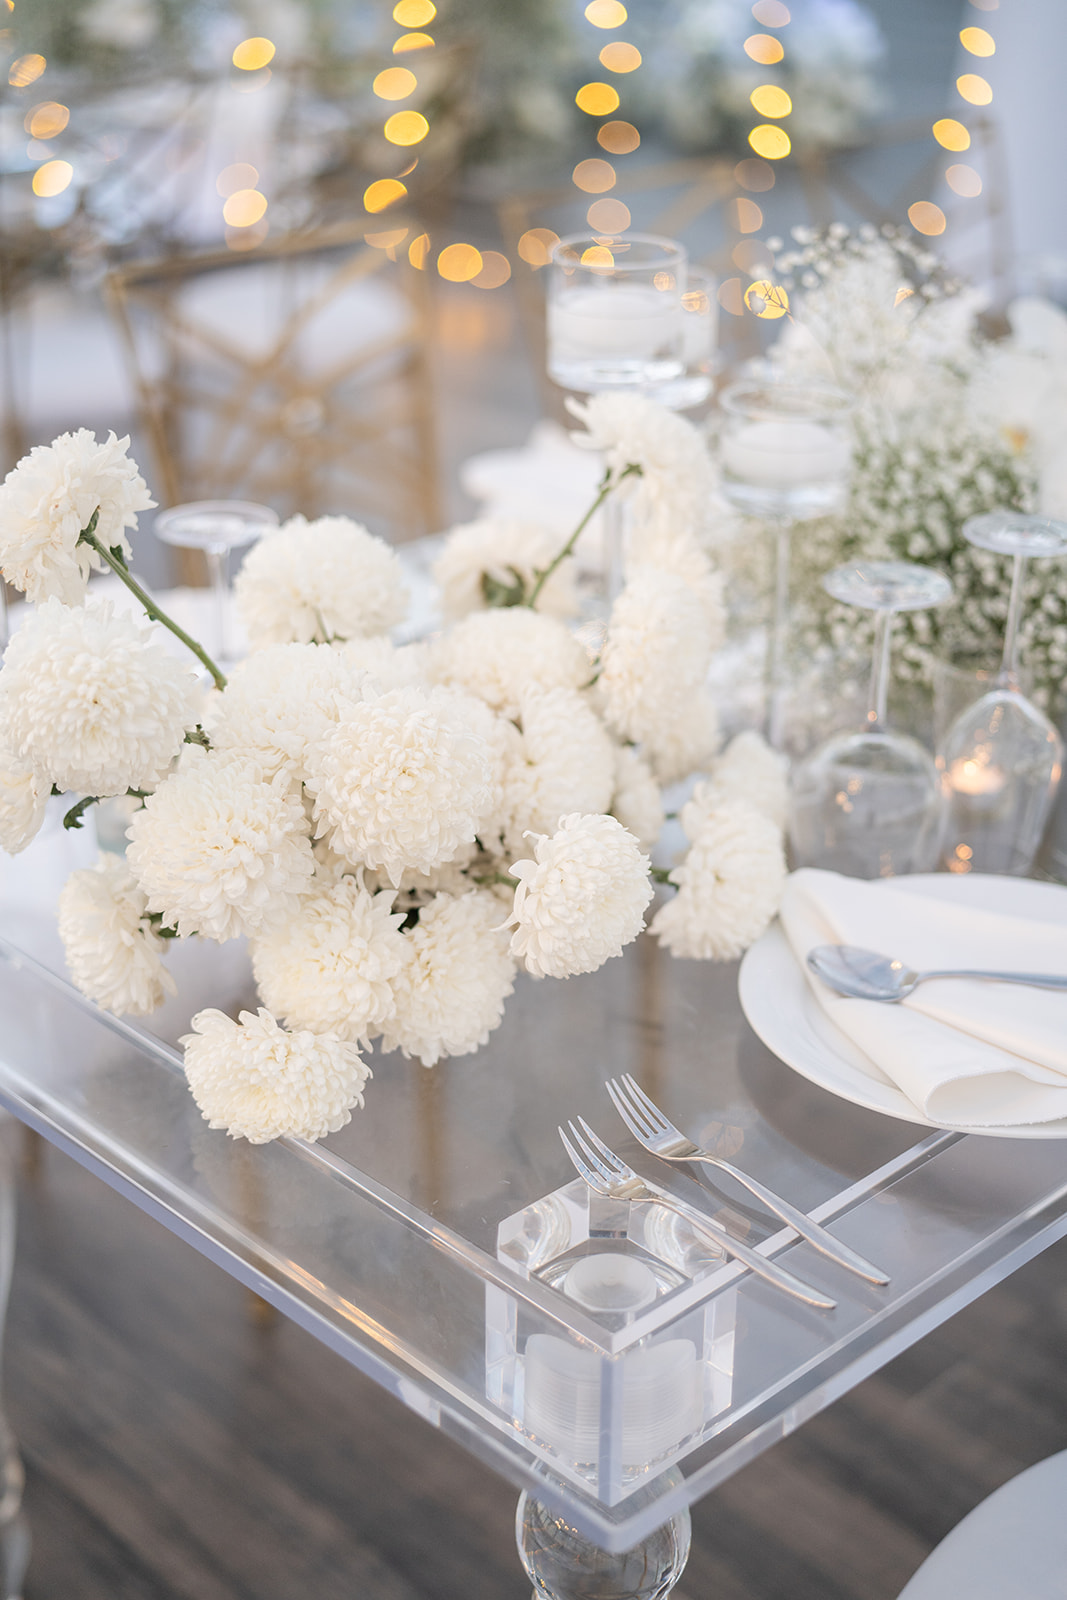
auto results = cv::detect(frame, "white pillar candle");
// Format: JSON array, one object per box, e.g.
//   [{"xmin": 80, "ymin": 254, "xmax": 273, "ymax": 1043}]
[
  {"xmin": 720, "ymin": 418, "xmax": 851, "ymax": 489},
  {"xmin": 548, "ymin": 283, "xmax": 682, "ymax": 362}
]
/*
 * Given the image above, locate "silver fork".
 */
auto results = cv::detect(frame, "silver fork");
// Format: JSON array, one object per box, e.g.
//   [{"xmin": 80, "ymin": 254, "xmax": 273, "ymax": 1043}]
[
  {"xmin": 606, "ymin": 1074, "xmax": 889, "ymax": 1287},
  {"xmin": 559, "ymin": 1118, "xmax": 836, "ymax": 1311}
]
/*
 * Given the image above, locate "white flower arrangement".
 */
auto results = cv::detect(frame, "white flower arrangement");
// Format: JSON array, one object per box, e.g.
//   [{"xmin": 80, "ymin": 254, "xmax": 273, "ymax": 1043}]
[
  {"xmin": 0, "ymin": 411, "xmax": 788, "ymax": 1144},
  {"xmin": 753, "ymin": 226, "xmax": 1067, "ymax": 713}
]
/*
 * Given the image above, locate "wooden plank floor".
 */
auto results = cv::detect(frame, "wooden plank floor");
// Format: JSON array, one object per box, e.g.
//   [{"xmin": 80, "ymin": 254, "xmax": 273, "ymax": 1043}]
[{"xmin": 7, "ymin": 1134, "xmax": 1067, "ymax": 1600}]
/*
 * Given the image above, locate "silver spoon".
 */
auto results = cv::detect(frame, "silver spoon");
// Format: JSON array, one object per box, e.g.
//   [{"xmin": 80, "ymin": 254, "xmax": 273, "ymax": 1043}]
[{"xmin": 807, "ymin": 944, "xmax": 1067, "ymax": 1002}]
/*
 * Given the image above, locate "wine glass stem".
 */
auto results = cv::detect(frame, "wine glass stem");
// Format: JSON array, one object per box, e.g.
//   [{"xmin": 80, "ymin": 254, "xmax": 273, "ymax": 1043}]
[
  {"xmin": 867, "ymin": 608, "xmax": 892, "ymax": 730},
  {"xmin": 206, "ymin": 545, "xmax": 228, "ymax": 663},
  {"xmin": 999, "ymin": 551, "xmax": 1027, "ymax": 686},
  {"xmin": 604, "ymin": 491, "xmax": 626, "ymax": 605},
  {"xmin": 767, "ymin": 515, "xmax": 792, "ymax": 749}
]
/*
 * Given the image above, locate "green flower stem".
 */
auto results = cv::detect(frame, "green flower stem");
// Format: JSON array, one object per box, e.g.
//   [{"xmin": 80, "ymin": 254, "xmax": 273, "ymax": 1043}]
[
  {"xmin": 79, "ymin": 523, "xmax": 227, "ymax": 690},
  {"xmin": 526, "ymin": 462, "xmax": 642, "ymax": 610},
  {"xmin": 650, "ymin": 866, "xmax": 674, "ymax": 885},
  {"xmin": 472, "ymin": 871, "xmax": 520, "ymax": 889},
  {"xmin": 61, "ymin": 787, "xmax": 148, "ymax": 832}
]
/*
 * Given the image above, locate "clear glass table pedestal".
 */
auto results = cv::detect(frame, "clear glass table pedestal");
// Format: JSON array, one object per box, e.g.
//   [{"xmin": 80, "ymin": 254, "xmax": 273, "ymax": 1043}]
[
  {"xmin": 518, "ymin": 1485, "xmax": 691, "ymax": 1600},
  {"xmin": 0, "ymin": 1120, "xmax": 29, "ymax": 1600}
]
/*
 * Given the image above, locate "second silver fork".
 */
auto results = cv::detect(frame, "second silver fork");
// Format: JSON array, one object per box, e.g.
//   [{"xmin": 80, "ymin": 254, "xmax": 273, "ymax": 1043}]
[{"xmin": 606, "ymin": 1074, "xmax": 889, "ymax": 1287}]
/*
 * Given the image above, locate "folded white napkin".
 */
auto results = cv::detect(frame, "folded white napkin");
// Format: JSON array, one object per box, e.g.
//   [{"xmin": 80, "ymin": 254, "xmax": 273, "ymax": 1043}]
[{"xmin": 779, "ymin": 869, "xmax": 1067, "ymax": 1128}]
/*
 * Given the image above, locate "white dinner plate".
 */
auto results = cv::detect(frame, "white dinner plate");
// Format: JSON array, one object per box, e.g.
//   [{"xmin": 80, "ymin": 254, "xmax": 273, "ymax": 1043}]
[{"xmin": 737, "ymin": 873, "xmax": 1067, "ymax": 1139}]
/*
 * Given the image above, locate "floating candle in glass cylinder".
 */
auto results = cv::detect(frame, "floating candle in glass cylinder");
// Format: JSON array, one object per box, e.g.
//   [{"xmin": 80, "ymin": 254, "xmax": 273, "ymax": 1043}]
[
  {"xmin": 547, "ymin": 233, "xmax": 687, "ymax": 392},
  {"xmin": 718, "ymin": 381, "xmax": 854, "ymax": 518}
]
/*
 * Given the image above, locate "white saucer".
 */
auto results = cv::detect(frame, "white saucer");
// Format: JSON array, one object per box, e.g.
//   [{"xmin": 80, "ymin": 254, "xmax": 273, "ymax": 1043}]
[{"xmin": 737, "ymin": 874, "xmax": 1067, "ymax": 1140}]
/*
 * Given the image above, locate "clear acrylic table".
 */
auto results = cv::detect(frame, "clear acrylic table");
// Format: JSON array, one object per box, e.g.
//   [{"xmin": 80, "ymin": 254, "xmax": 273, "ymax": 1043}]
[{"xmin": 2, "ymin": 897, "xmax": 1067, "ymax": 1600}]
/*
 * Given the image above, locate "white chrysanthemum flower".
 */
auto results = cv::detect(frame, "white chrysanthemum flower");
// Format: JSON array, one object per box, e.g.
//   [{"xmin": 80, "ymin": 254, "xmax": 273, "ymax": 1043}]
[
  {"xmin": 641, "ymin": 689, "xmax": 721, "ymax": 786},
  {"xmin": 251, "ymin": 874, "xmax": 408, "ymax": 1044},
  {"xmin": 610, "ymin": 744, "xmax": 664, "ymax": 849},
  {"xmin": 181, "ymin": 1007, "xmax": 370, "ymax": 1144},
  {"xmin": 380, "ymin": 890, "xmax": 516, "ymax": 1066},
  {"xmin": 0, "ymin": 742, "xmax": 48, "ymax": 855},
  {"xmin": 126, "ymin": 754, "xmax": 314, "ymax": 941},
  {"xmin": 234, "ymin": 514, "xmax": 408, "ymax": 649},
  {"xmin": 0, "ymin": 597, "xmax": 200, "ymax": 797},
  {"xmin": 207, "ymin": 642, "xmax": 369, "ymax": 785},
  {"xmin": 306, "ymin": 684, "xmax": 498, "ymax": 884},
  {"xmin": 626, "ymin": 526, "xmax": 727, "ymax": 644},
  {"xmin": 683, "ymin": 731, "xmax": 789, "ymax": 833},
  {"xmin": 502, "ymin": 685, "xmax": 616, "ymax": 855},
  {"xmin": 567, "ymin": 393, "xmax": 715, "ymax": 539},
  {"xmin": 57, "ymin": 854, "xmax": 177, "ymax": 1017},
  {"xmin": 506, "ymin": 812, "xmax": 653, "ymax": 979},
  {"xmin": 433, "ymin": 518, "xmax": 579, "ymax": 620},
  {"xmin": 0, "ymin": 430, "xmax": 154, "ymax": 605},
  {"xmin": 651, "ymin": 801, "xmax": 785, "ymax": 961},
  {"xmin": 599, "ymin": 566, "xmax": 714, "ymax": 748},
  {"xmin": 430, "ymin": 608, "xmax": 590, "ymax": 722},
  {"xmin": 335, "ymin": 635, "xmax": 429, "ymax": 690}
]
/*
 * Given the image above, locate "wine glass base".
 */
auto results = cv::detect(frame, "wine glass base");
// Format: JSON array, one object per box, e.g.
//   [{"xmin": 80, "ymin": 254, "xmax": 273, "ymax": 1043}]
[{"xmin": 789, "ymin": 730, "xmax": 942, "ymax": 879}]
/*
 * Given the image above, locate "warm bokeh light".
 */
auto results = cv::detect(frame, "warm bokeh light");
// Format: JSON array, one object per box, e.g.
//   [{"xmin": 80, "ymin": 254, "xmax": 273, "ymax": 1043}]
[
  {"xmin": 750, "ymin": 83, "xmax": 792, "ymax": 117},
  {"xmin": 585, "ymin": 0, "xmax": 627, "ymax": 26},
  {"xmin": 25, "ymin": 102, "xmax": 68, "ymax": 138},
  {"xmin": 933, "ymin": 117, "xmax": 971, "ymax": 151},
  {"xmin": 751, "ymin": 0, "xmax": 790, "ymax": 26},
  {"xmin": 946, "ymin": 162, "xmax": 982, "ymax": 197},
  {"xmin": 517, "ymin": 228, "xmax": 561, "ymax": 267},
  {"xmin": 735, "ymin": 157, "xmax": 775, "ymax": 191},
  {"xmin": 394, "ymin": 0, "xmax": 436, "ymax": 23},
  {"xmin": 374, "ymin": 67, "xmax": 417, "ymax": 98},
  {"xmin": 718, "ymin": 277, "xmax": 745, "ymax": 315},
  {"xmin": 957, "ymin": 73, "xmax": 992, "ymax": 105},
  {"xmin": 597, "ymin": 120, "xmax": 640, "ymax": 154},
  {"xmin": 744, "ymin": 33, "xmax": 785, "ymax": 63},
  {"xmin": 587, "ymin": 197, "xmax": 631, "ymax": 231},
  {"xmin": 960, "ymin": 25, "xmax": 995, "ymax": 55},
  {"xmin": 363, "ymin": 177, "xmax": 408, "ymax": 212},
  {"xmin": 599, "ymin": 41, "xmax": 641, "ymax": 72},
  {"xmin": 908, "ymin": 200, "xmax": 947, "ymax": 235},
  {"xmin": 437, "ymin": 242, "xmax": 483, "ymax": 281},
  {"xmin": 31, "ymin": 158, "xmax": 72, "ymax": 197},
  {"xmin": 9, "ymin": 54, "xmax": 45, "ymax": 87},
  {"xmin": 732, "ymin": 239, "xmax": 772, "ymax": 273},
  {"xmin": 216, "ymin": 163, "xmax": 259, "ymax": 197},
  {"xmin": 572, "ymin": 157, "xmax": 616, "ymax": 192},
  {"xmin": 729, "ymin": 197, "xmax": 764, "ymax": 233},
  {"xmin": 744, "ymin": 279, "xmax": 790, "ymax": 318},
  {"xmin": 393, "ymin": 32, "xmax": 434, "ymax": 51},
  {"xmin": 893, "ymin": 286, "xmax": 915, "ymax": 307},
  {"xmin": 408, "ymin": 232, "xmax": 431, "ymax": 268},
  {"xmin": 384, "ymin": 110, "xmax": 429, "ymax": 144},
  {"xmin": 232, "ymin": 37, "xmax": 275, "ymax": 70},
  {"xmin": 223, "ymin": 188, "xmax": 268, "ymax": 227},
  {"xmin": 748, "ymin": 124, "xmax": 791, "ymax": 159},
  {"xmin": 472, "ymin": 251, "xmax": 512, "ymax": 288},
  {"xmin": 365, "ymin": 227, "xmax": 409, "ymax": 250},
  {"xmin": 582, "ymin": 245, "xmax": 615, "ymax": 269},
  {"xmin": 576, "ymin": 82, "xmax": 620, "ymax": 115}
]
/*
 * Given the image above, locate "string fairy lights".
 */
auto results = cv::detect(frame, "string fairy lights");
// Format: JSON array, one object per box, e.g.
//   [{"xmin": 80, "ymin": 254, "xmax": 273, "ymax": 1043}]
[{"xmin": 910, "ymin": 0, "xmax": 996, "ymax": 239}]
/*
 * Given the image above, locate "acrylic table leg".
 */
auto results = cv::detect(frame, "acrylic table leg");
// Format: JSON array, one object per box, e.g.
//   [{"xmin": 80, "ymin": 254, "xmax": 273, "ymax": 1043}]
[
  {"xmin": 516, "ymin": 1491, "xmax": 691, "ymax": 1600},
  {"xmin": 0, "ymin": 1119, "xmax": 29, "ymax": 1600}
]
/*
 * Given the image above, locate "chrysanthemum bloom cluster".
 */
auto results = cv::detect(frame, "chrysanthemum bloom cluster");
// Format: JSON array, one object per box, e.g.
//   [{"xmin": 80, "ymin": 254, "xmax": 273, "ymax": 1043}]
[
  {"xmin": 234, "ymin": 514, "xmax": 409, "ymax": 647},
  {"xmin": 0, "ymin": 429, "xmax": 154, "ymax": 605},
  {"xmin": 0, "ymin": 597, "xmax": 201, "ymax": 801},
  {"xmin": 5, "ymin": 409, "xmax": 795, "ymax": 1146},
  {"xmin": 652, "ymin": 800, "xmax": 786, "ymax": 961},
  {"xmin": 57, "ymin": 855, "xmax": 177, "ymax": 1017}
]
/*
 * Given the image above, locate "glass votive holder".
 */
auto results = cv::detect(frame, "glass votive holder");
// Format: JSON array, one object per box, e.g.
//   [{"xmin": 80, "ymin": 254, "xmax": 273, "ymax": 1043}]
[
  {"xmin": 643, "ymin": 265, "xmax": 719, "ymax": 412},
  {"xmin": 547, "ymin": 232, "xmax": 687, "ymax": 393},
  {"xmin": 717, "ymin": 377, "xmax": 854, "ymax": 520}
]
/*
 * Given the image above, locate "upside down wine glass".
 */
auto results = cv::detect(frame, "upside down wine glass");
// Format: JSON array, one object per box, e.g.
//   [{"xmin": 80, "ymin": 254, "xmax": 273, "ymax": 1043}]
[
  {"xmin": 154, "ymin": 499, "xmax": 279, "ymax": 667},
  {"xmin": 938, "ymin": 511, "xmax": 1067, "ymax": 876},
  {"xmin": 717, "ymin": 378, "xmax": 854, "ymax": 749},
  {"xmin": 789, "ymin": 561, "xmax": 953, "ymax": 878},
  {"xmin": 547, "ymin": 233, "xmax": 687, "ymax": 601}
]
